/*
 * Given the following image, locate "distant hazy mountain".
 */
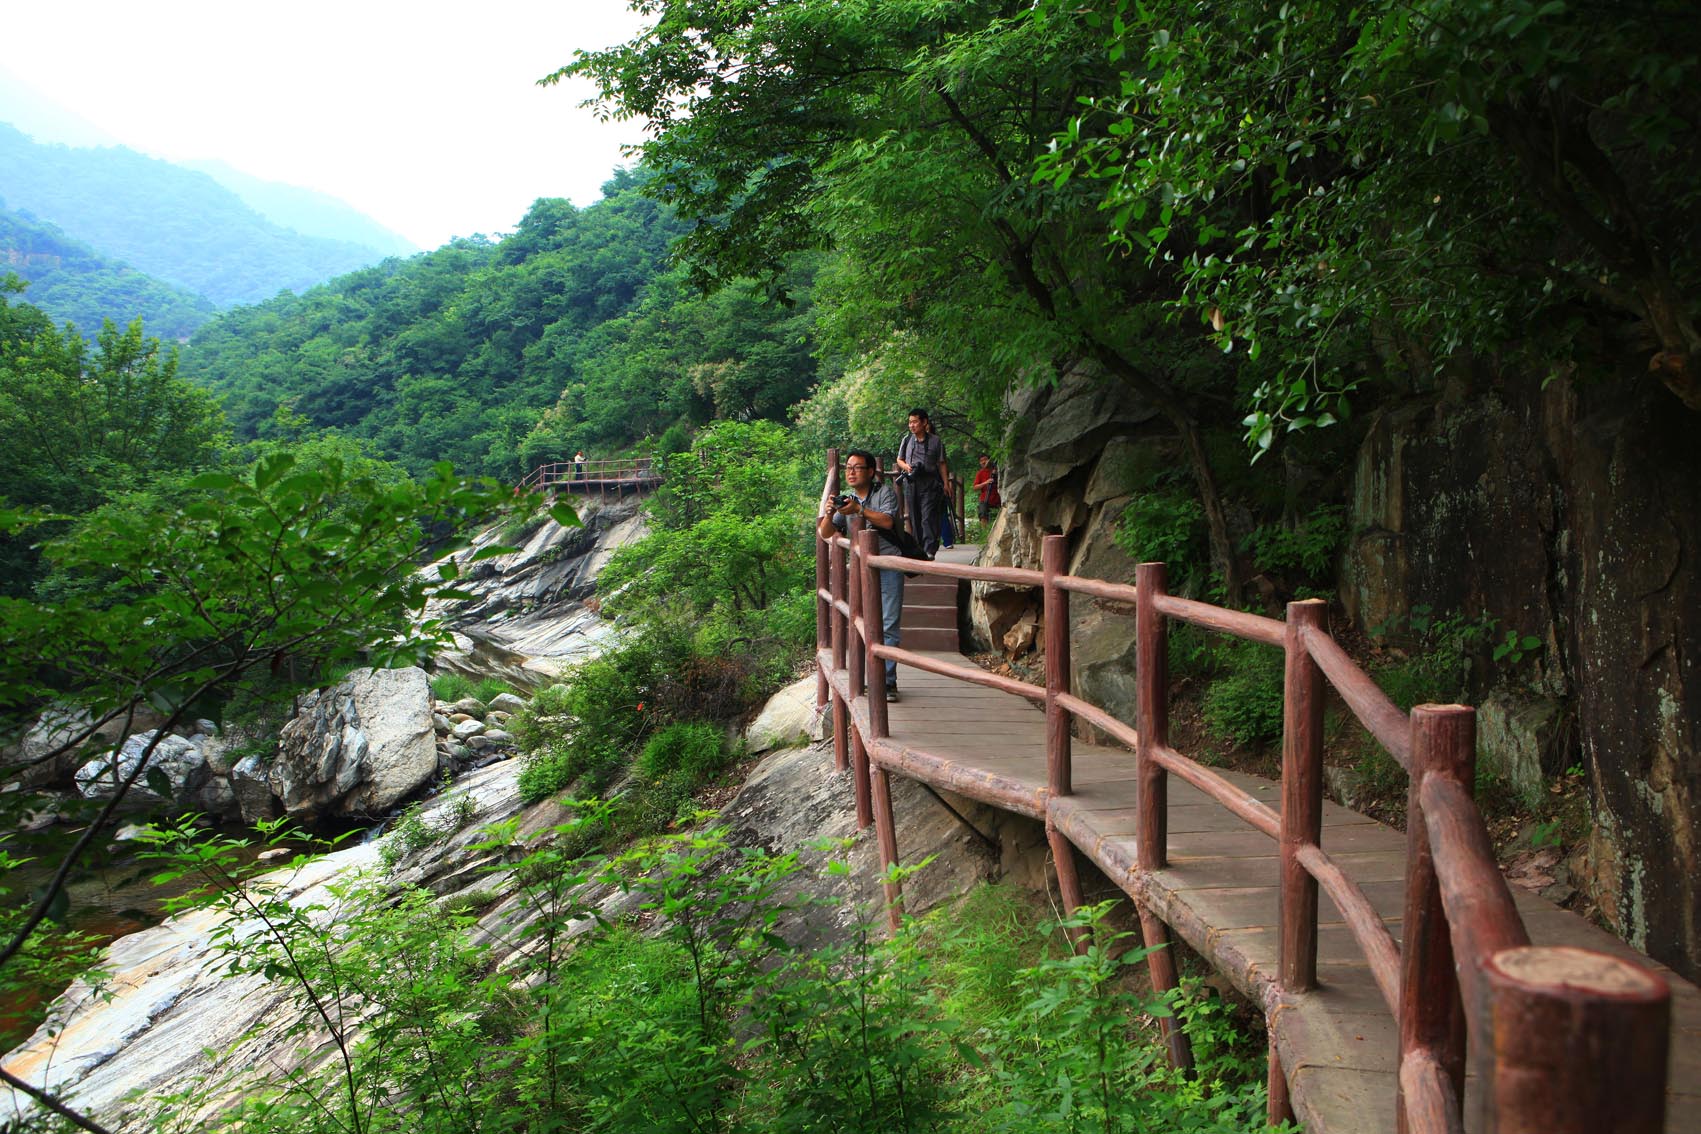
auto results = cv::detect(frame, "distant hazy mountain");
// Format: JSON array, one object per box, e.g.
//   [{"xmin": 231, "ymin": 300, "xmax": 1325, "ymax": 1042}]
[
  {"xmin": 0, "ymin": 67, "xmax": 118, "ymax": 149},
  {"xmin": 0, "ymin": 122, "xmax": 399, "ymax": 307},
  {"xmin": 182, "ymin": 159, "xmax": 417, "ymax": 259},
  {"xmin": 1, "ymin": 202, "xmax": 216, "ymax": 340}
]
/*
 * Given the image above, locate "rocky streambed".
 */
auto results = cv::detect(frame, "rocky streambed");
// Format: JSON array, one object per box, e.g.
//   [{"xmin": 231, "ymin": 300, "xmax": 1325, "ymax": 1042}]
[{"xmin": 0, "ymin": 672, "xmax": 1021, "ymax": 1132}]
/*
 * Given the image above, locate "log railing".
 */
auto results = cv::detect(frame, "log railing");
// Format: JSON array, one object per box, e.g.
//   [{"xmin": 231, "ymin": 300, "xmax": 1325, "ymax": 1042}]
[
  {"xmin": 811, "ymin": 448, "xmax": 1673, "ymax": 1134},
  {"xmin": 517, "ymin": 456, "xmax": 661, "ymax": 494}
]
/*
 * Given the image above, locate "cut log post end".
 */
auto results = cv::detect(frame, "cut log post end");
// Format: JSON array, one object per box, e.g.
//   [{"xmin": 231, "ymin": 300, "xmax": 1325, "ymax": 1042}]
[
  {"xmin": 1481, "ymin": 945, "xmax": 1671, "ymax": 1134},
  {"xmin": 1487, "ymin": 944, "xmax": 1667, "ymax": 1002}
]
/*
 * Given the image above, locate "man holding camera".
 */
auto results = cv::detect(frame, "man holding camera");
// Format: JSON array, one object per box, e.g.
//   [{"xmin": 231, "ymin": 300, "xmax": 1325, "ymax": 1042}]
[{"xmin": 817, "ymin": 449, "xmax": 905, "ymax": 701}]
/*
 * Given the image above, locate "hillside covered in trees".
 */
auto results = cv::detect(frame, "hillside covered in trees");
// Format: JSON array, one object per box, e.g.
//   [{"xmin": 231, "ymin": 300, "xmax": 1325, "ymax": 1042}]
[
  {"xmin": 0, "ymin": 123, "xmax": 400, "ymax": 307},
  {"xmin": 0, "ymin": 206, "xmax": 215, "ymax": 339},
  {"xmin": 179, "ymin": 170, "xmax": 829, "ymax": 478}
]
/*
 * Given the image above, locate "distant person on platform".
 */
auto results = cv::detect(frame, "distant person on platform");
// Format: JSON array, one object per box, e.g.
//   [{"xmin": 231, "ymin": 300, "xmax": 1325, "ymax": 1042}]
[
  {"xmin": 817, "ymin": 449, "xmax": 905, "ymax": 701},
  {"xmin": 895, "ymin": 407, "xmax": 949, "ymax": 558},
  {"xmin": 974, "ymin": 454, "xmax": 1000, "ymax": 523},
  {"xmin": 573, "ymin": 451, "xmax": 586, "ymax": 480}
]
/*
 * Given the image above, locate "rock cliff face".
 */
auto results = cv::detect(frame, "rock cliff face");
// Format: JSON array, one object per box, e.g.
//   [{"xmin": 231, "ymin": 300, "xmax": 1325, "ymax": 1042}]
[
  {"xmin": 972, "ymin": 366, "xmax": 1700, "ymax": 981},
  {"xmin": 1340, "ymin": 375, "xmax": 1700, "ymax": 977},
  {"xmin": 425, "ymin": 496, "xmax": 647, "ymax": 691}
]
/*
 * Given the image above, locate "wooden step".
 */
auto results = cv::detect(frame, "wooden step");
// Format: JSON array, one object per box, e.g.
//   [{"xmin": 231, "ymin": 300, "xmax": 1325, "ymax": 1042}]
[
  {"xmin": 899, "ymin": 626, "xmax": 958, "ymax": 651},
  {"xmin": 900, "ymin": 604, "xmax": 957, "ymax": 629},
  {"xmin": 906, "ymin": 579, "xmax": 959, "ymax": 602}
]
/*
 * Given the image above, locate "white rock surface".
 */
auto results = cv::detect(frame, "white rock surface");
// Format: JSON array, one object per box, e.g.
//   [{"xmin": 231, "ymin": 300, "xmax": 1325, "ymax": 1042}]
[{"xmin": 743, "ymin": 672, "xmax": 825, "ymax": 754}]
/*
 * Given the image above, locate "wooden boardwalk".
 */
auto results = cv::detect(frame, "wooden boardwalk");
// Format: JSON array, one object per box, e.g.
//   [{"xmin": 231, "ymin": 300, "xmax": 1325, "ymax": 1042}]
[{"xmin": 823, "ymin": 545, "xmax": 1701, "ymax": 1133}]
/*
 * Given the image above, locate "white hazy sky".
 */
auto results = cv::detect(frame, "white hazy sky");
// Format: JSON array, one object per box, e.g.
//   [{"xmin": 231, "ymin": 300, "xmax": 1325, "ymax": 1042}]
[{"xmin": 0, "ymin": 1, "xmax": 652, "ymax": 249}]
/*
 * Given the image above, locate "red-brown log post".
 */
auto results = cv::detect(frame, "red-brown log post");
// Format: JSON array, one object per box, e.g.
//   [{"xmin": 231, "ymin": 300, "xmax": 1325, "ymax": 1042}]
[
  {"xmin": 816, "ymin": 452, "xmax": 834, "ymax": 710},
  {"xmin": 858, "ymin": 529, "xmax": 889, "ymax": 741},
  {"xmin": 871, "ymin": 764, "xmax": 904, "ymax": 931},
  {"xmin": 848, "ymin": 517, "xmax": 865, "ymax": 700},
  {"xmin": 1280, "ymin": 599, "xmax": 1327, "ymax": 992},
  {"xmin": 1134, "ymin": 561, "xmax": 1169, "ymax": 870},
  {"xmin": 1479, "ymin": 945, "xmax": 1670, "ymax": 1134},
  {"xmin": 1397, "ymin": 704, "xmax": 1472, "ymax": 1133},
  {"xmin": 1046, "ymin": 822, "xmax": 1089, "ymax": 954},
  {"xmin": 851, "ymin": 731, "xmax": 873, "ymax": 830},
  {"xmin": 828, "ymin": 506, "xmax": 850, "ymax": 775},
  {"xmin": 1042, "ymin": 534, "xmax": 1072, "ymax": 798},
  {"xmin": 1135, "ymin": 903, "xmax": 1197, "ymax": 1076},
  {"xmin": 1267, "ymin": 1038, "xmax": 1292, "ymax": 1128}
]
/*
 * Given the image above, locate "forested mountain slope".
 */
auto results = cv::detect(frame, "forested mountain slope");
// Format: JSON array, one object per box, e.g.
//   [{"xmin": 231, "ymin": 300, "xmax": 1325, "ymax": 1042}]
[
  {"xmin": 180, "ymin": 170, "xmax": 826, "ymax": 478},
  {"xmin": 0, "ymin": 123, "xmax": 396, "ymax": 306},
  {"xmin": 0, "ymin": 204, "xmax": 215, "ymax": 339}
]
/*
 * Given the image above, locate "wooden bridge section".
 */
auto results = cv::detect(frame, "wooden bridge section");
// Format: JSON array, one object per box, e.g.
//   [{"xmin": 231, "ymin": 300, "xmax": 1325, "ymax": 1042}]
[
  {"xmin": 518, "ymin": 456, "xmax": 662, "ymax": 497},
  {"xmin": 812, "ymin": 450, "xmax": 1699, "ymax": 1134}
]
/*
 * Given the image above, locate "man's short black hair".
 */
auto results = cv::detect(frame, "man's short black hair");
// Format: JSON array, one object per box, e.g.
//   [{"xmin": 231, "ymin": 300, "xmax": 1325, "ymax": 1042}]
[
  {"xmin": 908, "ymin": 408, "xmax": 930, "ymax": 423},
  {"xmin": 844, "ymin": 448, "xmax": 879, "ymax": 478}
]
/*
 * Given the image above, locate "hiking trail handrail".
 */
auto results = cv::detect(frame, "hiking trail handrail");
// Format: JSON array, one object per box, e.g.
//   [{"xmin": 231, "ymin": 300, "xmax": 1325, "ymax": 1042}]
[
  {"xmin": 812, "ymin": 448, "xmax": 1672, "ymax": 1134},
  {"xmin": 517, "ymin": 456, "xmax": 661, "ymax": 494}
]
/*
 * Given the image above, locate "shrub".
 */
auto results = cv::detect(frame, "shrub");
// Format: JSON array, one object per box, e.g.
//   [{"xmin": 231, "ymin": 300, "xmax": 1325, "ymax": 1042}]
[
  {"xmin": 472, "ymin": 677, "xmax": 518, "ymax": 704},
  {"xmin": 1241, "ymin": 504, "xmax": 1348, "ymax": 581},
  {"xmin": 635, "ymin": 722, "xmax": 726, "ymax": 787},
  {"xmin": 431, "ymin": 671, "xmax": 476, "ymax": 702},
  {"xmin": 1115, "ymin": 491, "xmax": 1208, "ymax": 594},
  {"xmin": 1201, "ymin": 641, "xmax": 1286, "ymax": 748}
]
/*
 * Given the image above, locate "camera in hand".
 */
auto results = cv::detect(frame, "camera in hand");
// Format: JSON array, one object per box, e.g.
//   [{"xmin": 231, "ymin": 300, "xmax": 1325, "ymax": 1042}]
[{"xmin": 832, "ymin": 494, "xmax": 854, "ymax": 509}]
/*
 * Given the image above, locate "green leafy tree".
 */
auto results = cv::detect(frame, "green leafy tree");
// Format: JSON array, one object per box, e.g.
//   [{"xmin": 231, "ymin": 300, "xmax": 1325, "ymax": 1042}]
[
  {"xmin": 559, "ymin": 1, "xmax": 1248, "ymax": 591},
  {"xmin": 600, "ymin": 420, "xmax": 812, "ymax": 619},
  {"xmin": 0, "ymin": 454, "xmax": 567, "ymax": 1125},
  {"xmin": 0, "ymin": 291, "xmax": 228, "ymax": 593},
  {"xmin": 1036, "ymin": 0, "xmax": 1701, "ymax": 450}
]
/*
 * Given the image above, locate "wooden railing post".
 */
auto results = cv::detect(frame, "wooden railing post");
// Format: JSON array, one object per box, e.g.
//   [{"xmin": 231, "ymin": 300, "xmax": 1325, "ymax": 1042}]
[
  {"xmin": 830, "ymin": 528, "xmax": 850, "ymax": 778},
  {"xmin": 847, "ymin": 520, "xmax": 870, "ymax": 812},
  {"xmin": 858, "ymin": 529, "xmax": 888, "ymax": 741},
  {"xmin": 847, "ymin": 517, "xmax": 865, "ymax": 702},
  {"xmin": 1480, "ymin": 947, "xmax": 1669, "ymax": 1134},
  {"xmin": 1042, "ymin": 534, "xmax": 1072, "ymax": 798},
  {"xmin": 1134, "ymin": 562, "xmax": 1169, "ymax": 870},
  {"xmin": 1398, "ymin": 705, "xmax": 1472, "ymax": 1133},
  {"xmin": 1280, "ymin": 598, "xmax": 1328, "ymax": 993},
  {"xmin": 816, "ymin": 515, "xmax": 830, "ymax": 712}
]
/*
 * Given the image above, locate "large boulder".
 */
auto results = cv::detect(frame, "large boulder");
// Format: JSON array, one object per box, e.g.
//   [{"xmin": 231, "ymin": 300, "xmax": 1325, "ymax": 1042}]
[
  {"xmin": 271, "ymin": 667, "xmax": 436, "ymax": 822},
  {"xmin": 74, "ymin": 731, "xmax": 210, "ymax": 807},
  {"xmin": 5, "ymin": 705, "xmax": 166, "ymax": 790},
  {"xmin": 744, "ymin": 673, "xmax": 824, "ymax": 755}
]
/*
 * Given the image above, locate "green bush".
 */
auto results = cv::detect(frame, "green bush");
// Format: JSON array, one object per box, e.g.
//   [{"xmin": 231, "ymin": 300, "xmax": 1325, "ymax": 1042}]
[
  {"xmin": 636, "ymin": 722, "xmax": 726, "ymax": 787},
  {"xmin": 1201, "ymin": 641, "xmax": 1286, "ymax": 748},
  {"xmin": 472, "ymin": 677, "xmax": 518, "ymax": 704},
  {"xmin": 1242, "ymin": 504, "xmax": 1347, "ymax": 581},
  {"xmin": 431, "ymin": 671, "xmax": 476, "ymax": 702},
  {"xmin": 1114, "ymin": 491, "xmax": 1207, "ymax": 593}
]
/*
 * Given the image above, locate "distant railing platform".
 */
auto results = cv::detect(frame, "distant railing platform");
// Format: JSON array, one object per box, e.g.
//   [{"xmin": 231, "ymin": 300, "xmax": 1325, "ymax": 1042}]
[{"xmin": 519, "ymin": 457, "xmax": 662, "ymax": 496}]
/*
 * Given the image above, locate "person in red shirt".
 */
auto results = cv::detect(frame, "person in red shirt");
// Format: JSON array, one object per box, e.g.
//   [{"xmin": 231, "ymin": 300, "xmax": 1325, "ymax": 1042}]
[{"xmin": 973, "ymin": 454, "xmax": 1000, "ymax": 522}]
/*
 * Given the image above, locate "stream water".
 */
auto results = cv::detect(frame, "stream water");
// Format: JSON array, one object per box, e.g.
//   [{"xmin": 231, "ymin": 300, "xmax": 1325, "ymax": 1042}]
[{"xmin": 0, "ymin": 809, "xmax": 279, "ymax": 1051}]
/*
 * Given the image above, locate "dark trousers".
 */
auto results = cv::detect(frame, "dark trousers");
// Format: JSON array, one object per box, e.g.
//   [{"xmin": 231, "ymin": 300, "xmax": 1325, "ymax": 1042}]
[{"xmin": 908, "ymin": 477, "xmax": 945, "ymax": 557}]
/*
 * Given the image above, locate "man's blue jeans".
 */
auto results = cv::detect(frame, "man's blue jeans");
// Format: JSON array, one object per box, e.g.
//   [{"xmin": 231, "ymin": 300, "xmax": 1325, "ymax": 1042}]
[{"xmin": 878, "ymin": 567, "xmax": 903, "ymax": 688}]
